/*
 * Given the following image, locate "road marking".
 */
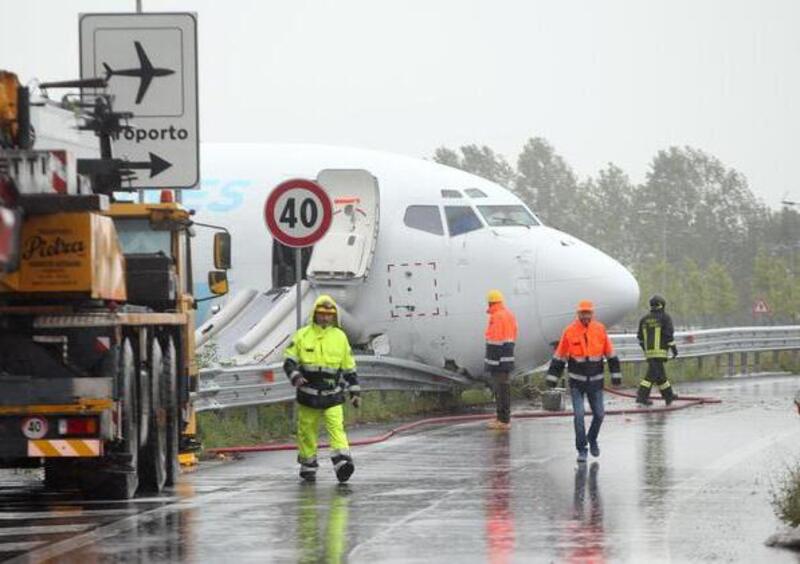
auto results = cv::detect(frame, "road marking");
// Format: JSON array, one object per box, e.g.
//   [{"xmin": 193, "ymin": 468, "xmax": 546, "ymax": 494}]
[
  {"xmin": 0, "ymin": 509, "xmax": 138, "ymax": 520},
  {"xmin": 7, "ymin": 479, "xmax": 278, "ymax": 563},
  {"xmin": 0, "ymin": 541, "xmax": 45, "ymax": 553},
  {"xmin": 663, "ymin": 408, "xmax": 798, "ymax": 560},
  {"xmin": 0, "ymin": 524, "xmax": 91, "ymax": 537}
]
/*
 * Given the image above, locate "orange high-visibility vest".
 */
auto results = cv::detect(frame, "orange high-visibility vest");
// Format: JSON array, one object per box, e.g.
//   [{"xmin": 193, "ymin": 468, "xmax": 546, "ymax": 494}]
[{"xmin": 485, "ymin": 302, "xmax": 518, "ymax": 373}]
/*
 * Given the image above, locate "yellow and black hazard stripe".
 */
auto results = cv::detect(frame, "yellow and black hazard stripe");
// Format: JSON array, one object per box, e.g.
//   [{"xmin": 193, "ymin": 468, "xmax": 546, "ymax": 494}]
[{"xmin": 27, "ymin": 439, "xmax": 102, "ymax": 457}]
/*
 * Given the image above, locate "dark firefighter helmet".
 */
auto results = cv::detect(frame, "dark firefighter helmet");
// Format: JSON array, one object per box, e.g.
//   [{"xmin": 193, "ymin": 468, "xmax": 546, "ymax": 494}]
[{"xmin": 649, "ymin": 295, "xmax": 666, "ymax": 310}]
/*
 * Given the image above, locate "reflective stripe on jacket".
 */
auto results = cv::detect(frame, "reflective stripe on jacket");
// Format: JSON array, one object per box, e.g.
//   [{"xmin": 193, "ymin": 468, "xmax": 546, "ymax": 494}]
[
  {"xmin": 546, "ymin": 318, "xmax": 621, "ymax": 384},
  {"xmin": 484, "ymin": 302, "xmax": 518, "ymax": 373},
  {"xmin": 637, "ymin": 310, "xmax": 675, "ymax": 360}
]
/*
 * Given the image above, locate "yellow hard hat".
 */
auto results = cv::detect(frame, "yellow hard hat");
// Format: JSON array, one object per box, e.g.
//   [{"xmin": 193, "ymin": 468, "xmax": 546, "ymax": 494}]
[{"xmin": 487, "ymin": 289, "xmax": 504, "ymax": 303}]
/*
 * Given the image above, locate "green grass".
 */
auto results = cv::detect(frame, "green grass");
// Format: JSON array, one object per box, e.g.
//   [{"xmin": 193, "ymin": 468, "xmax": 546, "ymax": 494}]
[
  {"xmin": 199, "ymin": 353, "xmax": 800, "ymax": 450},
  {"xmin": 772, "ymin": 462, "xmax": 800, "ymax": 527},
  {"xmin": 198, "ymin": 389, "xmax": 471, "ymax": 450}
]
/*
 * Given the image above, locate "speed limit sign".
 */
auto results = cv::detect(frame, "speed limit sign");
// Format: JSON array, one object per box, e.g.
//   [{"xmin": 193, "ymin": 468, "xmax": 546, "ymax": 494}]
[
  {"xmin": 21, "ymin": 416, "xmax": 47, "ymax": 439},
  {"xmin": 265, "ymin": 179, "xmax": 333, "ymax": 248}
]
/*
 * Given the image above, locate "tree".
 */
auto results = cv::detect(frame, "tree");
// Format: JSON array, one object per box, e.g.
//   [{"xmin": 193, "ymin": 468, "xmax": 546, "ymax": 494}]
[
  {"xmin": 584, "ymin": 163, "xmax": 635, "ymax": 265},
  {"xmin": 752, "ymin": 250, "xmax": 794, "ymax": 323},
  {"xmin": 515, "ymin": 137, "xmax": 588, "ymax": 237},
  {"xmin": 432, "ymin": 147, "xmax": 461, "ymax": 169},
  {"xmin": 432, "ymin": 144, "xmax": 516, "ymax": 187},
  {"xmin": 704, "ymin": 260, "xmax": 738, "ymax": 325},
  {"xmin": 682, "ymin": 258, "xmax": 708, "ymax": 326}
]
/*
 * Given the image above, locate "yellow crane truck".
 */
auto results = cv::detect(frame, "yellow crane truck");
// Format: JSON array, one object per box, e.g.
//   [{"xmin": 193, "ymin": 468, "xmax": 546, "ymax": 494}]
[{"xmin": 0, "ymin": 71, "xmax": 229, "ymax": 499}]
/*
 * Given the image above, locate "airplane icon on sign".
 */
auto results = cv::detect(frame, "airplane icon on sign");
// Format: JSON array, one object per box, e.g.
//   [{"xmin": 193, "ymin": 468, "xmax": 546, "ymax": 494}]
[{"xmin": 102, "ymin": 41, "xmax": 175, "ymax": 105}]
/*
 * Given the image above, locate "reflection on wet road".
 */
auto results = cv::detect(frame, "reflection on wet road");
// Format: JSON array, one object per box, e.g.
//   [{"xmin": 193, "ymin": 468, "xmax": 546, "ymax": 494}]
[{"xmin": 1, "ymin": 375, "xmax": 799, "ymax": 563}]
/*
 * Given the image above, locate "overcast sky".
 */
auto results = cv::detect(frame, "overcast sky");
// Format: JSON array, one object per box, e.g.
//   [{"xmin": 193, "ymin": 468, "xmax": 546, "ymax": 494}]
[{"xmin": 3, "ymin": 0, "xmax": 799, "ymax": 206}]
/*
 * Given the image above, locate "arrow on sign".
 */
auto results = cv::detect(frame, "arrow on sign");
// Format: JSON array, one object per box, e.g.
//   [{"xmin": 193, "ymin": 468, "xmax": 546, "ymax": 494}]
[{"xmin": 125, "ymin": 152, "xmax": 172, "ymax": 178}]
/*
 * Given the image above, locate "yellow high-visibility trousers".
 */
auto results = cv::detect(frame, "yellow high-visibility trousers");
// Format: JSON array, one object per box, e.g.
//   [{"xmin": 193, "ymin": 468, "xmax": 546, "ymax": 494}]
[{"xmin": 297, "ymin": 404, "xmax": 350, "ymax": 461}]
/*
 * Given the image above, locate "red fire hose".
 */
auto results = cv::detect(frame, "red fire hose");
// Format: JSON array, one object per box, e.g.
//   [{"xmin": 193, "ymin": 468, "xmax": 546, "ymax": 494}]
[{"xmin": 206, "ymin": 386, "xmax": 722, "ymax": 455}]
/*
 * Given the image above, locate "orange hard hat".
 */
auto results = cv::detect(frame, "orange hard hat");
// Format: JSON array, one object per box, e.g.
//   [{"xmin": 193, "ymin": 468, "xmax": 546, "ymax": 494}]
[{"xmin": 576, "ymin": 300, "xmax": 595, "ymax": 313}]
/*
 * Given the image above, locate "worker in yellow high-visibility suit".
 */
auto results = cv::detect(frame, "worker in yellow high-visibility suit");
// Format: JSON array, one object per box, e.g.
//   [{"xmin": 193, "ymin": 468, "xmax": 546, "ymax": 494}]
[{"xmin": 284, "ymin": 295, "xmax": 361, "ymax": 483}]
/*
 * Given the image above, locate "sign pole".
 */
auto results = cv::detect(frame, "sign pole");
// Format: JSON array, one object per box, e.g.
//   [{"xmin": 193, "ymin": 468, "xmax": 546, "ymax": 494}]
[{"xmin": 295, "ymin": 248, "xmax": 302, "ymax": 330}]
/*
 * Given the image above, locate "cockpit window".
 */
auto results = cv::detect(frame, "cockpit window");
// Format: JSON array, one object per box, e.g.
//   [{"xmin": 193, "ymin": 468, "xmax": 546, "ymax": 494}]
[
  {"xmin": 441, "ymin": 189, "xmax": 463, "ymax": 199},
  {"xmin": 403, "ymin": 205, "xmax": 444, "ymax": 235},
  {"xmin": 477, "ymin": 205, "xmax": 540, "ymax": 227},
  {"xmin": 465, "ymin": 188, "xmax": 487, "ymax": 198},
  {"xmin": 444, "ymin": 206, "xmax": 483, "ymax": 236}
]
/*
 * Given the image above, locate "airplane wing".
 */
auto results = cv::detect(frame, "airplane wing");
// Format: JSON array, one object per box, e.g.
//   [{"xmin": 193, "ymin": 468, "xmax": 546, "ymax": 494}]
[
  {"xmin": 134, "ymin": 41, "xmax": 153, "ymax": 72},
  {"xmin": 135, "ymin": 74, "xmax": 153, "ymax": 105}
]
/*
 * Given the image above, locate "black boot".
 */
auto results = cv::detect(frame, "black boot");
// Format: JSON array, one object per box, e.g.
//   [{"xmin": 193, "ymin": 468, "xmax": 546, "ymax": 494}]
[
  {"xmin": 332, "ymin": 453, "xmax": 354, "ymax": 483},
  {"xmin": 299, "ymin": 458, "xmax": 319, "ymax": 482},
  {"xmin": 636, "ymin": 384, "xmax": 653, "ymax": 406},
  {"xmin": 661, "ymin": 384, "xmax": 677, "ymax": 406}
]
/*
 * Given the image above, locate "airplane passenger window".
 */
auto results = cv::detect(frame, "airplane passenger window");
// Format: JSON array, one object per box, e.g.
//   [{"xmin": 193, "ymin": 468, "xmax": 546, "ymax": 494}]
[
  {"xmin": 445, "ymin": 206, "xmax": 483, "ymax": 236},
  {"xmin": 404, "ymin": 205, "xmax": 444, "ymax": 235},
  {"xmin": 465, "ymin": 188, "xmax": 487, "ymax": 198},
  {"xmin": 477, "ymin": 205, "xmax": 540, "ymax": 227},
  {"xmin": 441, "ymin": 189, "xmax": 463, "ymax": 198}
]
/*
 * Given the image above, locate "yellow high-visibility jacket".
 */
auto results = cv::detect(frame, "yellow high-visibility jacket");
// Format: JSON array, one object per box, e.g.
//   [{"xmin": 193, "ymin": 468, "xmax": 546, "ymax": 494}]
[{"xmin": 284, "ymin": 295, "xmax": 359, "ymax": 408}]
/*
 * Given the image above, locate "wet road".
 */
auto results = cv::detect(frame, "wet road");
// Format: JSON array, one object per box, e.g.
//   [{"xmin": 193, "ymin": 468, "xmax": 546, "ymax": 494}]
[{"xmin": 1, "ymin": 375, "xmax": 799, "ymax": 563}]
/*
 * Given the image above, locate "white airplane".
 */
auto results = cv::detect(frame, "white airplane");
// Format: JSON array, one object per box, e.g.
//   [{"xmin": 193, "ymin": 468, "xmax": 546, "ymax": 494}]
[{"xmin": 189, "ymin": 143, "xmax": 639, "ymax": 377}]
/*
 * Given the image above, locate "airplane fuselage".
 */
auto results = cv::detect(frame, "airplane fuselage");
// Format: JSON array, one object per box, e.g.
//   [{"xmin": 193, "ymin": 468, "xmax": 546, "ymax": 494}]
[{"xmin": 189, "ymin": 144, "xmax": 639, "ymax": 376}]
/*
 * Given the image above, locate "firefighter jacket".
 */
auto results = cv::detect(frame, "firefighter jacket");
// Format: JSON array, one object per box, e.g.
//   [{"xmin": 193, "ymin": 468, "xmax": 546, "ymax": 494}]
[
  {"xmin": 484, "ymin": 302, "xmax": 518, "ymax": 374},
  {"xmin": 546, "ymin": 319, "xmax": 621, "ymax": 386},
  {"xmin": 284, "ymin": 295, "xmax": 360, "ymax": 409},
  {"xmin": 637, "ymin": 309, "xmax": 675, "ymax": 360}
]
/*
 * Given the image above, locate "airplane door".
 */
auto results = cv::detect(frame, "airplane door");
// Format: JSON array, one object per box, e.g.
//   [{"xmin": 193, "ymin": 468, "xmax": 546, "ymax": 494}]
[
  {"xmin": 306, "ymin": 169, "xmax": 380, "ymax": 283},
  {"xmin": 386, "ymin": 261, "xmax": 442, "ymax": 319}
]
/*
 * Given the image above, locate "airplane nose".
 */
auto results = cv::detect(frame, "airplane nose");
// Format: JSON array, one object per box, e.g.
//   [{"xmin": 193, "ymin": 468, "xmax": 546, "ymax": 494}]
[{"xmin": 535, "ymin": 228, "xmax": 640, "ymax": 344}]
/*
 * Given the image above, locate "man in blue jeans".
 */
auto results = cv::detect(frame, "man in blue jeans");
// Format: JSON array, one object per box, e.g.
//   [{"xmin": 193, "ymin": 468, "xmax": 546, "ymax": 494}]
[{"xmin": 546, "ymin": 300, "xmax": 622, "ymax": 463}]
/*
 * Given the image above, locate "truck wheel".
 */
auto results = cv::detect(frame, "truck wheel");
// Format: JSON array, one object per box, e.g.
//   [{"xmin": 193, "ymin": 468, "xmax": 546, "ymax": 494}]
[
  {"xmin": 82, "ymin": 339, "xmax": 139, "ymax": 500},
  {"xmin": 137, "ymin": 337, "xmax": 151, "ymax": 451},
  {"xmin": 139, "ymin": 338, "xmax": 167, "ymax": 493},
  {"xmin": 162, "ymin": 337, "xmax": 180, "ymax": 486}
]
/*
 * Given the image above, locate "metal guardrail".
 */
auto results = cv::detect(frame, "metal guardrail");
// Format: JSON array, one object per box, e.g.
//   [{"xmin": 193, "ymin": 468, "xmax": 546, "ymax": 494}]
[
  {"xmin": 194, "ymin": 326, "xmax": 800, "ymax": 412},
  {"xmin": 611, "ymin": 325, "xmax": 800, "ymax": 361},
  {"xmin": 194, "ymin": 355, "xmax": 472, "ymax": 412}
]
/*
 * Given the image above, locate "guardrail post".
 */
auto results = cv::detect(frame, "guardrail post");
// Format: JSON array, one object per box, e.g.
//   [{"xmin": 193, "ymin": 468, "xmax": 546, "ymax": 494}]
[
  {"xmin": 741, "ymin": 352, "xmax": 748, "ymax": 375},
  {"xmin": 754, "ymin": 351, "xmax": 761, "ymax": 372},
  {"xmin": 772, "ymin": 350, "xmax": 780, "ymax": 369},
  {"xmin": 715, "ymin": 355, "xmax": 722, "ymax": 377},
  {"xmin": 728, "ymin": 353, "xmax": 735, "ymax": 377},
  {"xmin": 247, "ymin": 407, "xmax": 259, "ymax": 432},
  {"xmin": 697, "ymin": 356, "xmax": 704, "ymax": 376},
  {"xmin": 286, "ymin": 402, "xmax": 295, "ymax": 430}
]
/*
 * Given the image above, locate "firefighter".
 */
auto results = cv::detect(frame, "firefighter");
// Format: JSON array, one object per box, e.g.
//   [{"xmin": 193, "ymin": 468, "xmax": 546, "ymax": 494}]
[
  {"xmin": 636, "ymin": 295, "xmax": 679, "ymax": 406},
  {"xmin": 484, "ymin": 289, "xmax": 518, "ymax": 431},
  {"xmin": 284, "ymin": 295, "xmax": 361, "ymax": 483},
  {"xmin": 546, "ymin": 300, "xmax": 622, "ymax": 463}
]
